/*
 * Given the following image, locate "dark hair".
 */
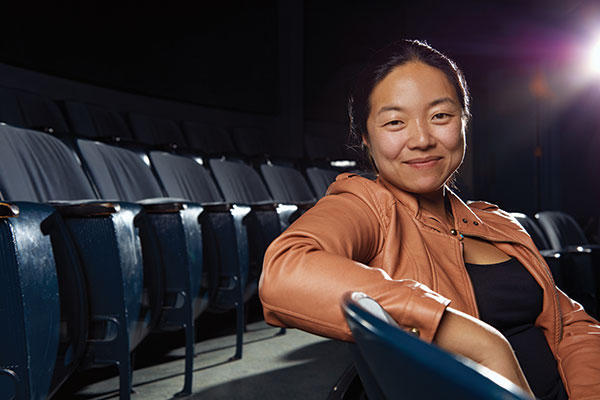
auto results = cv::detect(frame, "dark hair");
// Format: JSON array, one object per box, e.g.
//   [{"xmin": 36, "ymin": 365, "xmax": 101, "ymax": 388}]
[{"xmin": 348, "ymin": 39, "xmax": 471, "ymax": 171}]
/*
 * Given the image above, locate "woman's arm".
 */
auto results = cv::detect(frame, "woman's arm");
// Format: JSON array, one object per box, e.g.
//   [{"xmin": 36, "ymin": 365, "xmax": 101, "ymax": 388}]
[
  {"xmin": 434, "ymin": 307, "xmax": 534, "ymax": 397},
  {"xmin": 554, "ymin": 288, "xmax": 600, "ymax": 399},
  {"xmin": 260, "ymin": 182, "xmax": 449, "ymax": 343}
]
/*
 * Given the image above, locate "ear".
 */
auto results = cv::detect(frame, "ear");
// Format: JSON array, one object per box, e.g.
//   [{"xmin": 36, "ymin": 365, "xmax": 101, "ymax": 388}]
[{"xmin": 361, "ymin": 135, "xmax": 369, "ymax": 147}]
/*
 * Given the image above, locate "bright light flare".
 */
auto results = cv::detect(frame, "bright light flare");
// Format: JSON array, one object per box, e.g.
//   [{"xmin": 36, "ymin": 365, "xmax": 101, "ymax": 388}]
[{"xmin": 585, "ymin": 35, "xmax": 600, "ymax": 76}]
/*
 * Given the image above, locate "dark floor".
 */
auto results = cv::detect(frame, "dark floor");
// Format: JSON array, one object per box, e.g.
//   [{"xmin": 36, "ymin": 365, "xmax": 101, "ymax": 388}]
[{"xmin": 53, "ymin": 300, "xmax": 353, "ymax": 400}]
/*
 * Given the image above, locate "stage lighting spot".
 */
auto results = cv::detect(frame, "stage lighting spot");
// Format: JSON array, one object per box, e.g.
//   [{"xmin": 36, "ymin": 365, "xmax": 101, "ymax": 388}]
[{"xmin": 587, "ymin": 38, "xmax": 600, "ymax": 75}]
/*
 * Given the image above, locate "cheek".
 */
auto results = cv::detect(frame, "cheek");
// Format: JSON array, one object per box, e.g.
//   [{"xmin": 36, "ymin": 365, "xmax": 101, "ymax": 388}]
[
  {"xmin": 370, "ymin": 130, "xmax": 406, "ymax": 159},
  {"xmin": 436, "ymin": 122, "xmax": 464, "ymax": 152}
]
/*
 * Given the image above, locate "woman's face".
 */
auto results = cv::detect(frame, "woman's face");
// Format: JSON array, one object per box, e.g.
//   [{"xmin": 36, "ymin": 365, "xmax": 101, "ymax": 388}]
[{"xmin": 365, "ymin": 61, "xmax": 465, "ymax": 195}]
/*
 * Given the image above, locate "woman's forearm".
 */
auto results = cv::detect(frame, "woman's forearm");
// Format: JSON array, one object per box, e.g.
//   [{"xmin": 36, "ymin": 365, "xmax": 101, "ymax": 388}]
[{"xmin": 433, "ymin": 307, "xmax": 534, "ymax": 398}]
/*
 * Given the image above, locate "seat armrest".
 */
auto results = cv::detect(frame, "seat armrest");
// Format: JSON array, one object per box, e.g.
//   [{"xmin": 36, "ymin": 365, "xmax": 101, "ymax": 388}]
[
  {"xmin": 565, "ymin": 244, "xmax": 600, "ymax": 254},
  {"xmin": 48, "ymin": 201, "xmax": 121, "ymax": 217},
  {"xmin": 251, "ymin": 202, "xmax": 278, "ymax": 211},
  {"xmin": 295, "ymin": 201, "xmax": 315, "ymax": 211},
  {"xmin": 0, "ymin": 202, "xmax": 20, "ymax": 218},
  {"xmin": 141, "ymin": 202, "xmax": 185, "ymax": 214},
  {"xmin": 539, "ymin": 249, "xmax": 563, "ymax": 258},
  {"xmin": 200, "ymin": 202, "xmax": 233, "ymax": 212}
]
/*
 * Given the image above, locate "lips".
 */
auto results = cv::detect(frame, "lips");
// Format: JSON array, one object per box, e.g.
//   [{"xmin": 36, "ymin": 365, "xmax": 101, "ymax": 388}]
[{"xmin": 404, "ymin": 156, "xmax": 442, "ymax": 167}]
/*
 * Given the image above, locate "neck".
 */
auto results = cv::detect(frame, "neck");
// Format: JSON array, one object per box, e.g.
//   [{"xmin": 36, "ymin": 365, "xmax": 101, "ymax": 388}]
[{"xmin": 417, "ymin": 187, "xmax": 453, "ymax": 226}]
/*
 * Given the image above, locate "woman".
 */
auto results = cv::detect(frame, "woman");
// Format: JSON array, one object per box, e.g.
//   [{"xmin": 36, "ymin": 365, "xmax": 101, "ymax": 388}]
[{"xmin": 259, "ymin": 40, "xmax": 600, "ymax": 399}]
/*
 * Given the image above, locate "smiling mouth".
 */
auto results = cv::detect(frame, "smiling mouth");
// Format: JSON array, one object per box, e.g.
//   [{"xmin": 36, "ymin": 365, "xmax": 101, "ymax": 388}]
[{"xmin": 403, "ymin": 156, "xmax": 442, "ymax": 168}]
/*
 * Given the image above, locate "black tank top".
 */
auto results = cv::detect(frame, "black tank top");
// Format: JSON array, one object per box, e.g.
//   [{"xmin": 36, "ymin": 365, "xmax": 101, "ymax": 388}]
[{"xmin": 465, "ymin": 258, "xmax": 568, "ymax": 400}]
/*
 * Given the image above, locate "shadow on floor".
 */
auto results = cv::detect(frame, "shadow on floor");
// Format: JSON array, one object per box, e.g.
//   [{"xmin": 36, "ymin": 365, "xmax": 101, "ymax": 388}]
[{"xmin": 185, "ymin": 340, "xmax": 352, "ymax": 400}]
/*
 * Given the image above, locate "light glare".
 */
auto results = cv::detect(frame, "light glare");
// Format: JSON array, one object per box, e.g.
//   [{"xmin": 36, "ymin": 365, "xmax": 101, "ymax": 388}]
[{"xmin": 587, "ymin": 37, "xmax": 600, "ymax": 75}]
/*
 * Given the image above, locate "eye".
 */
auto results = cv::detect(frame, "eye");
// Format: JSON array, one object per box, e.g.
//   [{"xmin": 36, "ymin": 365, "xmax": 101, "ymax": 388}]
[
  {"xmin": 383, "ymin": 120, "xmax": 404, "ymax": 127},
  {"xmin": 432, "ymin": 113, "xmax": 451, "ymax": 120}
]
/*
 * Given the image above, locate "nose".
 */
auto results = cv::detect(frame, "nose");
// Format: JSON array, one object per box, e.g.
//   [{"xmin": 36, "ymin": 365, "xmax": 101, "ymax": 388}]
[{"xmin": 406, "ymin": 119, "xmax": 435, "ymax": 150}]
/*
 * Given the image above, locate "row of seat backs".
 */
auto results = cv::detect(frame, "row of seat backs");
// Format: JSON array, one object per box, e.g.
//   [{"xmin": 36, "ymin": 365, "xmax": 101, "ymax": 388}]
[
  {"xmin": 512, "ymin": 211, "xmax": 592, "ymax": 252},
  {"xmin": 0, "ymin": 122, "xmax": 281, "ymax": 224},
  {"xmin": 0, "ymin": 119, "xmax": 316, "ymax": 318},
  {"xmin": 0, "ymin": 122, "xmax": 247, "ymax": 399},
  {"xmin": 0, "ymin": 85, "xmax": 355, "ymax": 163},
  {"xmin": 512, "ymin": 211, "xmax": 599, "ymax": 319},
  {"xmin": 0, "ymin": 128, "xmax": 321, "ymax": 215},
  {"xmin": 0, "ymin": 122, "xmax": 297, "ymax": 312},
  {"xmin": 0, "ymin": 85, "xmax": 344, "ymax": 201}
]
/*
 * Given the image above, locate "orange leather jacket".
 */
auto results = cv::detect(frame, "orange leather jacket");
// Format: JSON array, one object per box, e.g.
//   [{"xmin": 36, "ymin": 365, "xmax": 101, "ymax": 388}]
[{"xmin": 259, "ymin": 173, "xmax": 600, "ymax": 399}]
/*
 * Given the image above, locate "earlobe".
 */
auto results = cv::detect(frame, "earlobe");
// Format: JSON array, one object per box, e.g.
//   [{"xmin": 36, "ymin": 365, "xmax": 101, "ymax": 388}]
[{"xmin": 361, "ymin": 136, "xmax": 369, "ymax": 148}]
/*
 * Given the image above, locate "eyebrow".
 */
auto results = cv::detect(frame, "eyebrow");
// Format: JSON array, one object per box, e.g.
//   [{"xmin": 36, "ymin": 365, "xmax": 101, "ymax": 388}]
[{"xmin": 376, "ymin": 97, "xmax": 458, "ymax": 115}]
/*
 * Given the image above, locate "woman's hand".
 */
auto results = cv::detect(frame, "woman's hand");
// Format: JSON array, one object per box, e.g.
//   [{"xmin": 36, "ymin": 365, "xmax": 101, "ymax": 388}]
[{"xmin": 433, "ymin": 307, "xmax": 535, "ymax": 398}]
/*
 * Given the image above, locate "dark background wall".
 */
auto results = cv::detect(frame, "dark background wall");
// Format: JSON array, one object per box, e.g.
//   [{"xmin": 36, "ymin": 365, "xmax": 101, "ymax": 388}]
[{"xmin": 0, "ymin": 0, "xmax": 598, "ymax": 220}]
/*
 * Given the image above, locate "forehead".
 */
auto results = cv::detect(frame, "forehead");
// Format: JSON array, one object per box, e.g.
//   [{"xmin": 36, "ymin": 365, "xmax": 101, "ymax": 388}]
[{"xmin": 369, "ymin": 61, "xmax": 459, "ymax": 111}]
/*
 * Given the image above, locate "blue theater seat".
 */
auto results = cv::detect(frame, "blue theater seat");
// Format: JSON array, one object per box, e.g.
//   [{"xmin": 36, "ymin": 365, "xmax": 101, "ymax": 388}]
[
  {"xmin": 128, "ymin": 113, "xmax": 188, "ymax": 150},
  {"xmin": 63, "ymin": 100, "xmax": 135, "ymax": 142},
  {"xmin": 208, "ymin": 158, "xmax": 284, "ymax": 303},
  {"xmin": 230, "ymin": 126, "xmax": 272, "ymax": 159},
  {"xmin": 305, "ymin": 166, "xmax": 339, "ymax": 198},
  {"xmin": 0, "ymin": 203, "xmax": 61, "ymax": 400},
  {"xmin": 510, "ymin": 212, "xmax": 563, "ymax": 285},
  {"xmin": 303, "ymin": 122, "xmax": 365, "ymax": 196},
  {"xmin": 0, "ymin": 124, "xmax": 149, "ymax": 399},
  {"xmin": 536, "ymin": 211, "xmax": 593, "ymax": 250},
  {"xmin": 75, "ymin": 138, "xmax": 209, "ymax": 388},
  {"xmin": 535, "ymin": 211, "xmax": 600, "ymax": 318},
  {"xmin": 229, "ymin": 125, "xmax": 316, "ymax": 216},
  {"xmin": 15, "ymin": 90, "xmax": 70, "ymax": 134},
  {"xmin": 76, "ymin": 139, "xmax": 250, "ymax": 361},
  {"xmin": 150, "ymin": 152, "xmax": 223, "ymax": 203},
  {"xmin": 511, "ymin": 212, "xmax": 597, "ymax": 318},
  {"xmin": 0, "ymin": 86, "xmax": 26, "ymax": 127},
  {"xmin": 510, "ymin": 212, "xmax": 552, "ymax": 252},
  {"xmin": 304, "ymin": 122, "xmax": 350, "ymax": 163},
  {"xmin": 62, "ymin": 100, "xmax": 100, "ymax": 138},
  {"xmin": 181, "ymin": 121, "xmax": 237, "ymax": 156},
  {"xmin": 150, "ymin": 150, "xmax": 252, "ymax": 356},
  {"xmin": 342, "ymin": 292, "xmax": 531, "ymax": 400},
  {"xmin": 260, "ymin": 162, "xmax": 316, "ymax": 210}
]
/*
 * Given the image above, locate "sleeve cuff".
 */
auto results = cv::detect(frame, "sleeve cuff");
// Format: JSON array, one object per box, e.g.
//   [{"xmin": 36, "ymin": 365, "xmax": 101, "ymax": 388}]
[{"xmin": 396, "ymin": 283, "xmax": 451, "ymax": 343}]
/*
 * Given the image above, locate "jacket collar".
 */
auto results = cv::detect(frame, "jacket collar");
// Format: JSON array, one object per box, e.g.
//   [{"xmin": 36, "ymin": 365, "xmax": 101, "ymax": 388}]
[{"xmin": 377, "ymin": 176, "xmax": 518, "ymax": 243}]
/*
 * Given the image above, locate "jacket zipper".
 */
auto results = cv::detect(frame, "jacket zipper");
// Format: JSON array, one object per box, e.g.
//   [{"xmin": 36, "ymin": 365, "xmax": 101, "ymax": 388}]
[
  {"xmin": 456, "ymin": 237, "xmax": 480, "ymax": 318},
  {"xmin": 517, "ymin": 241, "xmax": 563, "ymax": 345}
]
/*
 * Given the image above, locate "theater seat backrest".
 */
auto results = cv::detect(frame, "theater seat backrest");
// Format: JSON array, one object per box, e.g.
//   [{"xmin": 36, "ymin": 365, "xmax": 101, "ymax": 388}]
[
  {"xmin": 209, "ymin": 158, "xmax": 272, "ymax": 205},
  {"xmin": 343, "ymin": 292, "xmax": 530, "ymax": 400},
  {"xmin": 63, "ymin": 100, "xmax": 99, "ymax": 138},
  {"xmin": 260, "ymin": 163, "xmax": 315, "ymax": 204},
  {"xmin": 231, "ymin": 127, "xmax": 269, "ymax": 158},
  {"xmin": 129, "ymin": 113, "xmax": 188, "ymax": 148},
  {"xmin": 0, "ymin": 203, "xmax": 61, "ymax": 400},
  {"xmin": 535, "ymin": 211, "xmax": 589, "ymax": 250},
  {"xmin": 510, "ymin": 213, "xmax": 551, "ymax": 251},
  {"xmin": 0, "ymin": 86, "xmax": 25, "ymax": 127},
  {"xmin": 149, "ymin": 151, "xmax": 223, "ymax": 204},
  {"xmin": 86, "ymin": 105, "xmax": 134, "ymax": 141},
  {"xmin": 181, "ymin": 121, "xmax": 237, "ymax": 155},
  {"xmin": 305, "ymin": 167, "xmax": 339, "ymax": 198},
  {"xmin": 16, "ymin": 91, "xmax": 69, "ymax": 133},
  {"xmin": 0, "ymin": 125, "xmax": 97, "ymax": 202},
  {"xmin": 77, "ymin": 139, "xmax": 164, "ymax": 202}
]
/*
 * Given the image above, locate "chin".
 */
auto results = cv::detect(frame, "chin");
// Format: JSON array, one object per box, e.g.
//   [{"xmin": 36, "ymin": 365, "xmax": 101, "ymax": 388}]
[
  {"xmin": 395, "ymin": 183, "xmax": 444, "ymax": 195},
  {"xmin": 401, "ymin": 178, "xmax": 446, "ymax": 195}
]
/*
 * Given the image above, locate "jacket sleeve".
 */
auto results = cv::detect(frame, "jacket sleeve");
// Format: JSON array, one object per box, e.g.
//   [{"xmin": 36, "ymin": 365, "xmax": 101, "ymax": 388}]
[
  {"xmin": 555, "ymin": 287, "xmax": 600, "ymax": 400},
  {"xmin": 259, "ymin": 178, "xmax": 450, "ymax": 343}
]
